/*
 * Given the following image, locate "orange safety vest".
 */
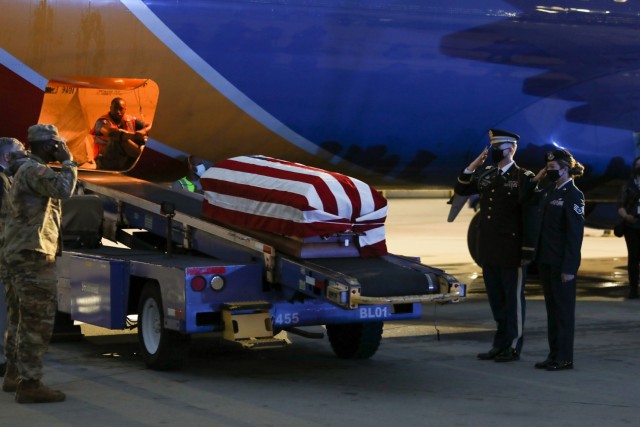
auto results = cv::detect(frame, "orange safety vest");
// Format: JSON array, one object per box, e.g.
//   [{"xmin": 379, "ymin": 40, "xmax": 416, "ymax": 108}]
[{"xmin": 90, "ymin": 113, "xmax": 137, "ymax": 158}]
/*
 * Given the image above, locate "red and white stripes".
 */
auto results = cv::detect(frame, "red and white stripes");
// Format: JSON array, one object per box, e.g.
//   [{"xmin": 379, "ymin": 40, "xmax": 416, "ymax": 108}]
[{"xmin": 201, "ymin": 155, "xmax": 388, "ymax": 257}]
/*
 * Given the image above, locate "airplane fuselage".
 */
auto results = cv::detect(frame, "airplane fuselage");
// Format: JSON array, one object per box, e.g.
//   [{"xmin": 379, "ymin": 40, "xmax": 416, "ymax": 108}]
[{"xmin": 1, "ymin": 0, "xmax": 638, "ymax": 193}]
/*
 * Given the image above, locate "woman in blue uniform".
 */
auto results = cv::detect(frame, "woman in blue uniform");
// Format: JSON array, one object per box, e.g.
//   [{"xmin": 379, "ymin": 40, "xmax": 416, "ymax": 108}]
[
  {"xmin": 532, "ymin": 149, "xmax": 585, "ymax": 371},
  {"xmin": 616, "ymin": 156, "xmax": 640, "ymax": 299}
]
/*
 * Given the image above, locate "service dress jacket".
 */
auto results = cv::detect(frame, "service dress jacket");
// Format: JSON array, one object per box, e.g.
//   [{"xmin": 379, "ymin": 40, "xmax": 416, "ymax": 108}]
[
  {"xmin": 454, "ymin": 163, "xmax": 536, "ymax": 268},
  {"xmin": 535, "ymin": 180, "xmax": 585, "ymax": 275}
]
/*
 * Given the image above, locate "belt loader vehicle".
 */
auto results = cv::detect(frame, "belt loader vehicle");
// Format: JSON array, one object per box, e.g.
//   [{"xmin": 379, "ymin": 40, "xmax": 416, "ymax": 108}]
[{"xmin": 55, "ymin": 170, "xmax": 465, "ymax": 370}]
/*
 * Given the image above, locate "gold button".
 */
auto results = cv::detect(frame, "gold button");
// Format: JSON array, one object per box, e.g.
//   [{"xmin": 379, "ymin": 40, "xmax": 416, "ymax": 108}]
[{"xmin": 487, "ymin": 215, "xmax": 491, "ymax": 219}]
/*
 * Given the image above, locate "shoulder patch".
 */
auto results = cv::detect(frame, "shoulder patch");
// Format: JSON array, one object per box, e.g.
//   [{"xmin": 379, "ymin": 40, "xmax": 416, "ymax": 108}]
[
  {"xmin": 34, "ymin": 164, "xmax": 49, "ymax": 176},
  {"xmin": 573, "ymin": 202, "xmax": 585, "ymax": 215},
  {"xmin": 523, "ymin": 170, "xmax": 535, "ymax": 177}
]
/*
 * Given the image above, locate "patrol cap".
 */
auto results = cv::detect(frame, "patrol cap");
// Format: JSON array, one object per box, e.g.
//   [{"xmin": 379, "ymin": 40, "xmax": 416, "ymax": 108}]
[
  {"xmin": 27, "ymin": 124, "xmax": 65, "ymax": 143},
  {"xmin": 489, "ymin": 129, "xmax": 520, "ymax": 145},
  {"xmin": 545, "ymin": 149, "xmax": 573, "ymax": 164},
  {"xmin": 0, "ymin": 138, "xmax": 25, "ymax": 158},
  {"xmin": 0, "ymin": 137, "xmax": 23, "ymax": 149}
]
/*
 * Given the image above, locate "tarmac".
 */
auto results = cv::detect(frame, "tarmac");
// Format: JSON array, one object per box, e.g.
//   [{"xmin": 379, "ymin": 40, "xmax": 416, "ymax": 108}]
[{"xmin": 1, "ymin": 198, "xmax": 638, "ymax": 427}]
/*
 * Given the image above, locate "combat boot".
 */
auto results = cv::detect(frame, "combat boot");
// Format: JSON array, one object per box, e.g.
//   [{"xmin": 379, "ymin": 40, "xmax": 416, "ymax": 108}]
[
  {"xmin": 2, "ymin": 363, "xmax": 19, "ymax": 392},
  {"xmin": 15, "ymin": 379, "xmax": 65, "ymax": 404}
]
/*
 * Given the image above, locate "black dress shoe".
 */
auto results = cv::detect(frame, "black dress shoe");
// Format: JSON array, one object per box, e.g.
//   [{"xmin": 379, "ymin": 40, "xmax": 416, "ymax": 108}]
[
  {"xmin": 546, "ymin": 361, "xmax": 573, "ymax": 371},
  {"xmin": 494, "ymin": 348, "xmax": 520, "ymax": 363},
  {"xmin": 534, "ymin": 359, "xmax": 554, "ymax": 369},
  {"xmin": 477, "ymin": 347, "xmax": 502, "ymax": 360}
]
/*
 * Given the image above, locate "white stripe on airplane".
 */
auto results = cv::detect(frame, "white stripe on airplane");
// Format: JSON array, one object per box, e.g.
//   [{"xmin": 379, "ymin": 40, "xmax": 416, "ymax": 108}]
[
  {"xmin": 121, "ymin": 0, "xmax": 332, "ymax": 160},
  {"xmin": 0, "ymin": 48, "xmax": 47, "ymax": 90}
]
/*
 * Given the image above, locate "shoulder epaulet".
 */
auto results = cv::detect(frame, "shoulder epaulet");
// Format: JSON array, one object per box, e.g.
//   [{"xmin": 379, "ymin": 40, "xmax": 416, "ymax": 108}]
[{"xmin": 523, "ymin": 170, "xmax": 535, "ymax": 177}]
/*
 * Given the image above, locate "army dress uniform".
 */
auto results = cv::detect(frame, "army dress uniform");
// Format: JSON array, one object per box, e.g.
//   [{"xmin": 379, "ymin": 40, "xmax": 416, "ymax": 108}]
[
  {"xmin": 3, "ymin": 153, "xmax": 77, "ymax": 384},
  {"xmin": 535, "ymin": 179, "xmax": 585, "ymax": 368},
  {"xmin": 455, "ymin": 162, "xmax": 536, "ymax": 358}
]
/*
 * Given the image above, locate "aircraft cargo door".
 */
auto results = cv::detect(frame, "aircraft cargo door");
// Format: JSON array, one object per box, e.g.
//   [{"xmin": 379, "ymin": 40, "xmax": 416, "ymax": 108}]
[{"xmin": 37, "ymin": 77, "xmax": 158, "ymax": 169}]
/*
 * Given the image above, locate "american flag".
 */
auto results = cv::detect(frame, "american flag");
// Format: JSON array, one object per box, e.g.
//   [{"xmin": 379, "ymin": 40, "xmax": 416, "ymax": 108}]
[{"xmin": 201, "ymin": 155, "xmax": 388, "ymax": 257}]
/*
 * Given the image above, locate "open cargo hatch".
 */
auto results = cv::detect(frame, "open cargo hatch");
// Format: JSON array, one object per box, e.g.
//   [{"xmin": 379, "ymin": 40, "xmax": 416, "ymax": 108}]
[{"xmin": 37, "ymin": 76, "xmax": 159, "ymax": 169}]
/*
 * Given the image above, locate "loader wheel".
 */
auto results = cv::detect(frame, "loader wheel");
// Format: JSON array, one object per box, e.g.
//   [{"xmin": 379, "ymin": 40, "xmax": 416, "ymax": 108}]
[
  {"xmin": 138, "ymin": 283, "xmax": 190, "ymax": 370},
  {"xmin": 326, "ymin": 322, "xmax": 383, "ymax": 359}
]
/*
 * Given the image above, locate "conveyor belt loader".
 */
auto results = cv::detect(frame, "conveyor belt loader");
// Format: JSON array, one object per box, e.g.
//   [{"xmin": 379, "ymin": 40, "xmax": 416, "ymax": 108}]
[{"xmin": 55, "ymin": 170, "xmax": 465, "ymax": 370}]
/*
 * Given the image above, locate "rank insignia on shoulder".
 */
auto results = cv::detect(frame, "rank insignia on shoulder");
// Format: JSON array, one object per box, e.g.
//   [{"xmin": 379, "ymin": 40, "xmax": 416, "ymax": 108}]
[
  {"xmin": 573, "ymin": 204, "xmax": 584, "ymax": 215},
  {"xmin": 524, "ymin": 170, "xmax": 534, "ymax": 177}
]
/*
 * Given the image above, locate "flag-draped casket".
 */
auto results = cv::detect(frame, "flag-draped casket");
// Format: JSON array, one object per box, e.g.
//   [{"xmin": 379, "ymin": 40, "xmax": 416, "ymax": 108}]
[{"xmin": 200, "ymin": 155, "xmax": 388, "ymax": 257}]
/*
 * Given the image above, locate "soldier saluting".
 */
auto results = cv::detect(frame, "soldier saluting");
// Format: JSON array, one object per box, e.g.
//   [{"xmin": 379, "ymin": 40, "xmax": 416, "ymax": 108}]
[
  {"xmin": 454, "ymin": 129, "xmax": 536, "ymax": 363},
  {"xmin": 2, "ymin": 124, "xmax": 77, "ymax": 403}
]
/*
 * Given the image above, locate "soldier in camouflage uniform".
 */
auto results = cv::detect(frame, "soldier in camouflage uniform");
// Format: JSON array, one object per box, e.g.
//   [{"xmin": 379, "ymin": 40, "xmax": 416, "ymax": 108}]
[
  {"xmin": 0, "ymin": 137, "xmax": 26, "ymax": 379},
  {"xmin": 2, "ymin": 124, "xmax": 77, "ymax": 404}
]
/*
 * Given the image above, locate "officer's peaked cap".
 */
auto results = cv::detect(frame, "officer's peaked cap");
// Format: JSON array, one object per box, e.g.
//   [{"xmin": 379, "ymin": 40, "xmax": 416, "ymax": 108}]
[
  {"xmin": 546, "ymin": 149, "xmax": 573, "ymax": 164},
  {"xmin": 489, "ymin": 129, "xmax": 519, "ymax": 145},
  {"xmin": 27, "ymin": 124, "xmax": 65, "ymax": 143}
]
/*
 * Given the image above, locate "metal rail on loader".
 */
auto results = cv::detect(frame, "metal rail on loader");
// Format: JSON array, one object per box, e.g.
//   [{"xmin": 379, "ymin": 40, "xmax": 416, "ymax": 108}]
[{"xmin": 55, "ymin": 170, "xmax": 465, "ymax": 370}]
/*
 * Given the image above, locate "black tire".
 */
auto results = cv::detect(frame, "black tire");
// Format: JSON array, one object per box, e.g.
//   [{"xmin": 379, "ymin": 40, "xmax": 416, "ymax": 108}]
[
  {"xmin": 326, "ymin": 322, "xmax": 383, "ymax": 359},
  {"xmin": 137, "ymin": 282, "xmax": 190, "ymax": 370},
  {"xmin": 467, "ymin": 211, "xmax": 482, "ymax": 267}
]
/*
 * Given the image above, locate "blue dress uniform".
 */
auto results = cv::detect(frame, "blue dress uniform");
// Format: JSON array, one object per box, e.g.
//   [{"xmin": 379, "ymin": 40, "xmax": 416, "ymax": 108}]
[
  {"xmin": 535, "ymin": 179, "xmax": 584, "ymax": 369},
  {"xmin": 455, "ymin": 162, "xmax": 536, "ymax": 359}
]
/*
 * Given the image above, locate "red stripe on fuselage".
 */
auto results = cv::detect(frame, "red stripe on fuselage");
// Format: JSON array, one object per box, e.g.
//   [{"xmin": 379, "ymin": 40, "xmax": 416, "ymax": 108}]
[{"xmin": 0, "ymin": 65, "xmax": 43, "ymax": 142}]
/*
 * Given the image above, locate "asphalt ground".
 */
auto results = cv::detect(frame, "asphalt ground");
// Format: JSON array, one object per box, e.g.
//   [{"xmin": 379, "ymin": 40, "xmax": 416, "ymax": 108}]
[{"xmin": 1, "ymin": 198, "xmax": 638, "ymax": 427}]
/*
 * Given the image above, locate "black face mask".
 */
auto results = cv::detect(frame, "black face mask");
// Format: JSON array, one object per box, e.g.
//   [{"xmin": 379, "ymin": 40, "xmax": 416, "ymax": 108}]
[
  {"xmin": 490, "ymin": 147, "xmax": 506, "ymax": 164},
  {"xmin": 547, "ymin": 169, "xmax": 561, "ymax": 183}
]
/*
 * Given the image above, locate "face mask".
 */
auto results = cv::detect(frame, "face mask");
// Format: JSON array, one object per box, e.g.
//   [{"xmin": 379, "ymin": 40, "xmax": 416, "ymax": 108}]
[
  {"xmin": 490, "ymin": 147, "xmax": 506, "ymax": 163},
  {"xmin": 194, "ymin": 164, "xmax": 206, "ymax": 177},
  {"xmin": 546, "ymin": 169, "xmax": 561, "ymax": 183}
]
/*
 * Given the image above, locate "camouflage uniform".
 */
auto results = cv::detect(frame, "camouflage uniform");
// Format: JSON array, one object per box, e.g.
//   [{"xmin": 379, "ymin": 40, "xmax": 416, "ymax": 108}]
[
  {"xmin": 0, "ymin": 167, "xmax": 11, "ymax": 365},
  {"xmin": 3, "ymin": 154, "xmax": 77, "ymax": 381}
]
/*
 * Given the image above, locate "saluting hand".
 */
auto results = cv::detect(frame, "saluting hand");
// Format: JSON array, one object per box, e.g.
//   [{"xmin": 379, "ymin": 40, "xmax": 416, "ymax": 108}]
[
  {"xmin": 467, "ymin": 148, "xmax": 488, "ymax": 172},
  {"xmin": 53, "ymin": 140, "xmax": 72, "ymax": 163},
  {"xmin": 533, "ymin": 167, "xmax": 547, "ymax": 182}
]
